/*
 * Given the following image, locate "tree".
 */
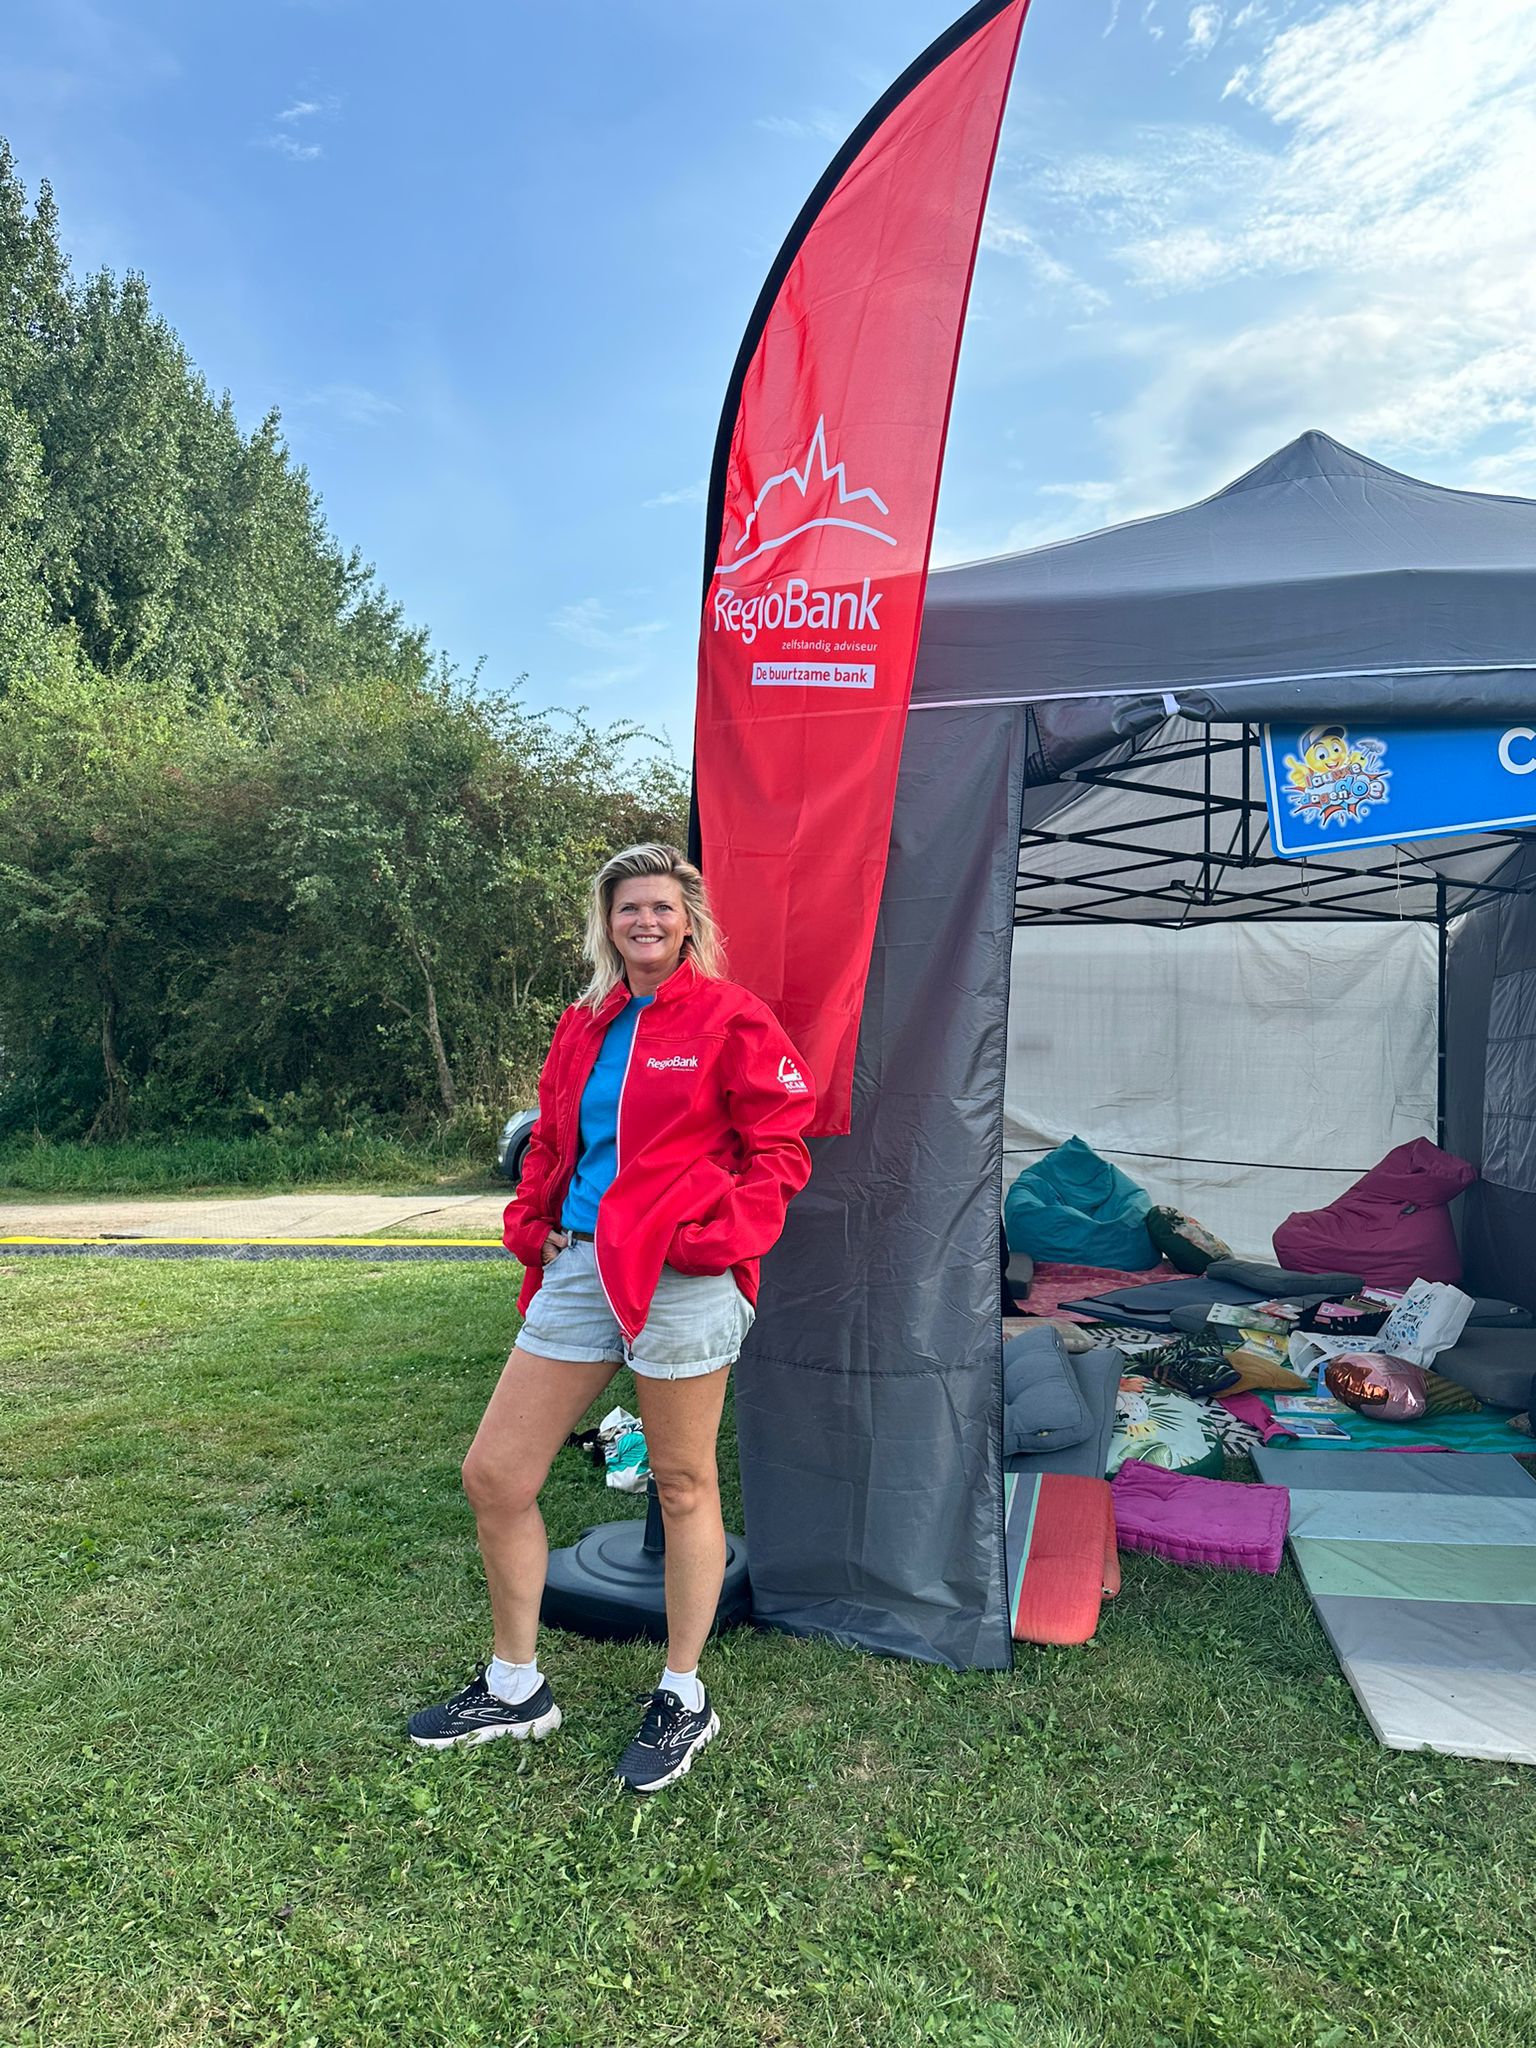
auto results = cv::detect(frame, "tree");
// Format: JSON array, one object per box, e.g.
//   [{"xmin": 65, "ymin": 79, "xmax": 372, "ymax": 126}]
[{"xmin": 0, "ymin": 134, "xmax": 690, "ymax": 1142}]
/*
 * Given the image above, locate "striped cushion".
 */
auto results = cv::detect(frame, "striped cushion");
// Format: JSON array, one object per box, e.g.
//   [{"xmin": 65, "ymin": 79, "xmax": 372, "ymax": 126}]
[{"xmin": 1005, "ymin": 1471, "xmax": 1118, "ymax": 1646}]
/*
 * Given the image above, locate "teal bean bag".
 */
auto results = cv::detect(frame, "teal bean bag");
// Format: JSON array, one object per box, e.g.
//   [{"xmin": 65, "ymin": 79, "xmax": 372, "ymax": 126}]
[{"xmin": 1004, "ymin": 1136, "xmax": 1155, "ymax": 1271}]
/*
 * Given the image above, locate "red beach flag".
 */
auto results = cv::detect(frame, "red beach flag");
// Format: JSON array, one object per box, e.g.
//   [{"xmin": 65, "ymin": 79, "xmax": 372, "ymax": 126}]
[{"xmin": 692, "ymin": 0, "xmax": 1030, "ymax": 1135}]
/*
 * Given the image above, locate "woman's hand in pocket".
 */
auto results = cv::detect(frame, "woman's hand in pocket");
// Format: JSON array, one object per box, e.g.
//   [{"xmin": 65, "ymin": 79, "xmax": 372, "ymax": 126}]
[{"xmin": 541, "ymin": 1229, "xmax": 571, "ymax": 1266}]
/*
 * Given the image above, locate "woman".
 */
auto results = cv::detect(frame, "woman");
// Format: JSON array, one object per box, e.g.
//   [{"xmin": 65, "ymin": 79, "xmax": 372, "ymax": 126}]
[{"xmin": 409, "ymin": 843, "xmax": 815, "ymax": 1792}]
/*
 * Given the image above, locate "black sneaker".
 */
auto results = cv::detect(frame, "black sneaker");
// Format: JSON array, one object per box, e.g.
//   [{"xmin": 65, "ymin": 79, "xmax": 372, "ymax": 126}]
[
  {"xmin": 614, "ymin": 1687, "xmax": 719, "ymax": 1793},
  {"xmin": 408, "ymin": 1666, "xmax": 562, "ymax": 1750}
]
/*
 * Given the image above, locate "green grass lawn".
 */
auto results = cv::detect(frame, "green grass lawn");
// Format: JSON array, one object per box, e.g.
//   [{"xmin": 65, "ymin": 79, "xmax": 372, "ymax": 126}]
[
  {"xmin": 3, "ymin": 1258, "xmax": 1534, "ymax": 2048},
  {"xmin": 0, "ymin": 1134, "xmax": 501, "ymax": 1199}
]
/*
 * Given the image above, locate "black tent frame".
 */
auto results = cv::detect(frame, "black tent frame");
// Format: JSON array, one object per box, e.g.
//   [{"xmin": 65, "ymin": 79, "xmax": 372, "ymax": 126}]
[
  {"xmin": 1012, "ymin": 716, "xmax": 1536, "ymax": 1154},
  {"xmin": 1015, "ymin": 721, "xmax": 1533, "ymax": 930}
]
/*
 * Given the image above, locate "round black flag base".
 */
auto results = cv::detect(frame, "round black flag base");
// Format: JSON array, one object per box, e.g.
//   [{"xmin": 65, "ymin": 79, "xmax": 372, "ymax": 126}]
[{"xmin": 540, "ymin": 1477, "xmax": 752, "ymax": 1642}]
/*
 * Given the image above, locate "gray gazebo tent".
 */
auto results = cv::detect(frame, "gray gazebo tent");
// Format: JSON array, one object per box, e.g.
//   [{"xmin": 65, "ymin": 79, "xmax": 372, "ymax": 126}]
[{"xmin": 735, "ymin": 429, "xmax": 1536, "ymax": 1670}]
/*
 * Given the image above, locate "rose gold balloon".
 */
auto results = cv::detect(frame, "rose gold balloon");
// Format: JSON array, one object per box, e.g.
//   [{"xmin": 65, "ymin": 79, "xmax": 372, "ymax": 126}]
[{"xmin": 1324, "ymin": 1353, "xmax": 1428, "ymax": 1422}]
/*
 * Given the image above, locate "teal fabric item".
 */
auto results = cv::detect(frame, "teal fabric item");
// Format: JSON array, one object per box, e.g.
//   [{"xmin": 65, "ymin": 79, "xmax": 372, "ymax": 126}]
[
  {"xmin": 1260, "ymin": 1393, "xmax": 1526, "ymax": 1455},
  {"xmin": 1004, "ymin": 1136, "xmax": 1155, "ymax": 1270}
]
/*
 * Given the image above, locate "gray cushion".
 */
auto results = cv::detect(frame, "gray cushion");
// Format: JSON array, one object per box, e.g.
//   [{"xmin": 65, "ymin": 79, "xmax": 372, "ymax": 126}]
[
  {"xmin": 1467, "ymin": 1297, "xmax": 1535, "ymax": 1330},
  {"xmin": 1056, "ymin": 1273, "xmax": 1264, "ymax": 1329},
  {"xmin": 1169, "ymin": 1301, "xmax": 1229, "ymax": 1333},
  {"xmin": 1003, "ymin": 1325, "xmax": 1092, "ymax": 1456},
  {"xmin": 1005, "ymin": 1347, "xmax": 1123, "ymax": 1481},
  {"xmin": 1005, "ymin": 1248, "xmax": 1035, "ymax": 1298},
  {"xmin": 1433, "ymin": 1326, "xmax": 1536, "ymax": 1411},
  {"xmin": 1207, "ymin": 1257, "xmax": 1364, "ymax": 1297}
]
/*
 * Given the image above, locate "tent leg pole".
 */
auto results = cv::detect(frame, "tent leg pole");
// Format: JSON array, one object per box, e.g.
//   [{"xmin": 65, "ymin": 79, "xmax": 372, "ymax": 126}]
[{"xmin": 1436, "ymin": 880, "xmax": 1448, "ymax": 1149}]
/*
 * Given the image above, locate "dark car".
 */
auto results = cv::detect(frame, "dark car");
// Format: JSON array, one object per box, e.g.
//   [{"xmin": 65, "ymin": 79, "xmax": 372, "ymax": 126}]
[{"xmin": 495, "ymin": 1108, "xmax": 538, "ymax": 1187}]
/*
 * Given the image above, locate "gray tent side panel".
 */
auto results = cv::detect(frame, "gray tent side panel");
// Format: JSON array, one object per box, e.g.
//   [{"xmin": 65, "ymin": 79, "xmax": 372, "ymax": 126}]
[
  {"xmin": 1447, "ymin": 842, "xmax": 1536, "ymax": 1312},
  {"xmin": 737, "ymin": 705, "xmax": 1026, "ymax": 1670}
]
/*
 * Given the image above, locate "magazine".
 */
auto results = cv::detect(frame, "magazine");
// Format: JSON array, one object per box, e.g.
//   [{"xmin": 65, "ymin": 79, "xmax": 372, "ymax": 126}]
[
  {"xmin": 1207, "ymin": 1300, "xmax": 1298, "ymax": 1333},
  {"xmin": 1280, "ymin": 1417, "xmax": 1351, "ymax": 1440},
  {"xmin": 1273, "ymin": 1393, "xmax": 1351, "ymax": 1417}
]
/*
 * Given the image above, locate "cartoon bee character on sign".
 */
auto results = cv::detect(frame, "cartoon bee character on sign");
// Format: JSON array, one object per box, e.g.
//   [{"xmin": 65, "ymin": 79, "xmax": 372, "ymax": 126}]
[{"xmin": 1284, "ymin": 724, "xmax": 1390, "ymax": 829}]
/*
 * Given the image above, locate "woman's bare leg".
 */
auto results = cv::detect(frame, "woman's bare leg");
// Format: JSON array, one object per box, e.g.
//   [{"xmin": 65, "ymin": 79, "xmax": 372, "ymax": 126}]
[
  {"xmin": 461, "ymin": 1346, "xmax": 617, "ymax": 1662},
  {"xmin": 633, "ymin": 1366, "xmax": 732, "ymax": 1674}
]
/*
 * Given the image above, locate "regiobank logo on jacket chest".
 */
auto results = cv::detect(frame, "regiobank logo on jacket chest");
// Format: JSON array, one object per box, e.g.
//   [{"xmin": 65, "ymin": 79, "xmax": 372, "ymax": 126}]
[{"xmin": 644, "ymin": 1053, "xmax": 700, "ymax": 1072}]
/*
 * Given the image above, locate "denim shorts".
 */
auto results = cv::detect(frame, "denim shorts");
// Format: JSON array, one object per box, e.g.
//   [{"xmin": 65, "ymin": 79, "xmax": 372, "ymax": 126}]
[{"xmin": 517, "ymin": 1238, "xmax": 754, "ymax": 1380}]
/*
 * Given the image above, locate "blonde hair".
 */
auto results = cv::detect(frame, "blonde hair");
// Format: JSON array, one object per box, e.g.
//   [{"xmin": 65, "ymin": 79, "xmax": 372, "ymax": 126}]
[{"xmin": 577, "ymin": 843, "xmax": 725, "ymax": 1010}]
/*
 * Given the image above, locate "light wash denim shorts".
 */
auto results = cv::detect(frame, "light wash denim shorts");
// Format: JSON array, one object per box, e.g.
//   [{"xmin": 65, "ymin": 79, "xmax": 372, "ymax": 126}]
[{"xmin": 517, "ymin": 1237, "xmax": 754, "ymax": 1380}]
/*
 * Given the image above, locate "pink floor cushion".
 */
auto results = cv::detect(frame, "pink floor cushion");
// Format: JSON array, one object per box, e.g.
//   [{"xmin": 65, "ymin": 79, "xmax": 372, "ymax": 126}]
[
  {"xmin": 1110, "ymin": 1458, "xmax": 1290, "ymax": 1573},
  {"xmin": 1272, "ymin": 1138, "xmax": 1476, "ymax": 1288},
  {"xmin": 1026, "ymin": 1258, "xmax": 1178, "ymax": 1323}
]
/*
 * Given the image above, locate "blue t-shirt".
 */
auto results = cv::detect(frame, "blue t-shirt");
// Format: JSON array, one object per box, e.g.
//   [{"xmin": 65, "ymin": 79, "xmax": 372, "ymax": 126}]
[{"xmin": 561, "ymin": 995, "xmax": 653, "ymax": 1233}]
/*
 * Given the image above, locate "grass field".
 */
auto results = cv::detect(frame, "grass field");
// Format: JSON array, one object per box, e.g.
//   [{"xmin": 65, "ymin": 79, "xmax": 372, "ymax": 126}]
[
  {"xmin": 3, "ymin": 1257, "xmax": 1534, "ymax": 2048},
  {"xmin": 0, "ymin": 1135, "xmax": 500, "ymax": 1199}
]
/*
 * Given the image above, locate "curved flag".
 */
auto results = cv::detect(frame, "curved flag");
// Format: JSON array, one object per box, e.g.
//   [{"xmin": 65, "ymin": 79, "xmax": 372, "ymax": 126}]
[{"xmin": 693, "ymin": 0, "xmax": 1030, "ymax": 1135}]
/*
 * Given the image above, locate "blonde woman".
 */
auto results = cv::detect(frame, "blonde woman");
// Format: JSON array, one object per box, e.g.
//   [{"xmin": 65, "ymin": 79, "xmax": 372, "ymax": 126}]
[{"xmin": 409, "ymin": 845, "xmax": 814, "ymax": 1791}]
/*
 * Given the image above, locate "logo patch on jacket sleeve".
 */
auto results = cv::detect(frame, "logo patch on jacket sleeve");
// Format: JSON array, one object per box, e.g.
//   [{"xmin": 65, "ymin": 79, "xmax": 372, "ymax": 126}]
[{"xmin": 777, "ymin": 1054, "xmax": 808, "ymax": 1094}]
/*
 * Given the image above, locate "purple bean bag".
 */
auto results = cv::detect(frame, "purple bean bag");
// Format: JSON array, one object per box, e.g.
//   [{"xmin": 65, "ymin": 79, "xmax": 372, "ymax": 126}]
[
  {"xmin": 1272, "ymin": 1138, "xmax": 1476, "ymax": 1288},
  {"xmin": 1110, "ymin": 1458, "xmax": 1290, "ymax": 1574}
]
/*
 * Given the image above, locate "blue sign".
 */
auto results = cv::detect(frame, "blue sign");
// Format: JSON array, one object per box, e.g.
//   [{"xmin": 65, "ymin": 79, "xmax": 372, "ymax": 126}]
[{"xmin": 1261, "ymin": 721, "xmax": 1536, "ymax": 858}]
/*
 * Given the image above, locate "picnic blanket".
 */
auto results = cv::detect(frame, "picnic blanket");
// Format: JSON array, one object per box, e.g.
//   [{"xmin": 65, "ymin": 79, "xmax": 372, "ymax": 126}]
[
  {"xmin": 1257, "ymin": 1394, "xmax": 1528, "ymax": 1455},
  {"xmin": 1023, "ymin": 1259, "xmax": 1177, "ymax": 1324},
  {"xmin": 1252, "ymin": 1446, "xmax": 1536, "ymax": 1764}
]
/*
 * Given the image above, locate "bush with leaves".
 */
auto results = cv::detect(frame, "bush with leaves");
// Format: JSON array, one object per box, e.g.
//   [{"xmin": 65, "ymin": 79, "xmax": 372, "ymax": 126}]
[{"xmin": 0, "ymin": 139, "xmax": 688, "ymax": 1141}]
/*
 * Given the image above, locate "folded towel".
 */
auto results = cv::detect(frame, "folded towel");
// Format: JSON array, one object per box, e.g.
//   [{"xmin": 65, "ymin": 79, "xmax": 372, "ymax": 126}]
[{"xmin": 1110, "ymin": 1457, "xmax": 1290, "ymax": 1574}]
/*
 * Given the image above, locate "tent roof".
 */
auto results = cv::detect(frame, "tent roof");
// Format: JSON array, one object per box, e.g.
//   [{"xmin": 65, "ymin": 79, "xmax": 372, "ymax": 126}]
[
  {"xmin": 915, "ymin": 429, "xmax": 1536, "ymax": 717},
  {"xmin": 911, "ymin": 431, "xmax": 1536, "ymax": 926}
]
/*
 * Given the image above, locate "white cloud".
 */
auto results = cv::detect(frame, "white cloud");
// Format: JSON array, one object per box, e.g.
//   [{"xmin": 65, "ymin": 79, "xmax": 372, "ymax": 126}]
[
  {"xmin": 561, "ymin": 661, "xmax": 652, "ymax": 695},
  {"xmin": 980, "ymin": 219, "xmax": 1110, "ymax": 311},
  {"xmin": 264, "ymin": 89, "xmax": 337, "ymax": 160},
  {"xmin": 993, "ymin": 0, "xmax": 1536, "ymax": 528},
  {"xmin": 1186, "ymin": 5, "xmax": 1225, "ymax": 55},
  {"xmin": 643, "ymin": 479, "xmax": 707, "ymax": 509},
  {"xmin": 552, "ymin": 599, "xmax": 669, "ymax": 656},
  {"xmin": 1042, "ymin": 125, "xmax": 1272, "ymax": 245},
  {"xmin": 301, "ymin": 383, "xmax": 399, "ymax": 425},
  {"xmin": 755, "ymin": 111, "xmax": 844, "ymax": 143},
  {"xmin": 1461, "ymin": 442, "xmax": 1536, "ymax": 495}
]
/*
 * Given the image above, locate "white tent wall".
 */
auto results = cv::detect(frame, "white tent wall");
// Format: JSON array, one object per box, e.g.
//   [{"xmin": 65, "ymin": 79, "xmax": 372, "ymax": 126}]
[{"xmin": 1005, "ymin": 921, "xmax": 1438, "ymax": 1257}]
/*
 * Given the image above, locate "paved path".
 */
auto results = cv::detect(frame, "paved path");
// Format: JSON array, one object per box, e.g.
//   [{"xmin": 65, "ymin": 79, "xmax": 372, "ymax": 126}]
[{"xmin": 0, "ymin": 1190, "xmax": 509, "ymax": 1241}]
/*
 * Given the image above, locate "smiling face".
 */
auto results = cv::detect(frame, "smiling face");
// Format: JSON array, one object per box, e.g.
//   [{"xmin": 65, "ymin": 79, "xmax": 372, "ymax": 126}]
[
  {"xmin": 1305, "ymin": 734, "xmax": 1349, "ymax": 776},
  {"xmin": 608, "ymin": 874, "xmax": 692, "ymax": 989}
]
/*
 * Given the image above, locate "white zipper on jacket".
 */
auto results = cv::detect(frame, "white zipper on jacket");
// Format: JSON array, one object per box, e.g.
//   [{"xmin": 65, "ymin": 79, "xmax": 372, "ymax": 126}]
[{"xmin": 592, "ymin": 993, "xmax": 642, "ymax": 1342}]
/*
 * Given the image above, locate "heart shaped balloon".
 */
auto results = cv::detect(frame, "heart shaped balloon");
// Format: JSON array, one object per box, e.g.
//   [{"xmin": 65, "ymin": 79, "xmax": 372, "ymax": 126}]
[{"xmin": 1323, "ymin": 1353, "xmax": 1428, "ymax": 1422}]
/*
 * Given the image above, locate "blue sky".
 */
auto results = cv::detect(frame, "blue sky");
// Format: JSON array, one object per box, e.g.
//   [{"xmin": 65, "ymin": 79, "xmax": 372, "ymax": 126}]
[{"xmin": 3, "ymin": 0, "xmax": 1534, "ymax": 758}]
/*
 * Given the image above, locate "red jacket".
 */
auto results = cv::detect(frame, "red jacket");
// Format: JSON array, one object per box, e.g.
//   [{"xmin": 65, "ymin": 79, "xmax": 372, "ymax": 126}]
[{"xmin": 503, "ymin": 957, "xmax": 816, "ymax": 1340}]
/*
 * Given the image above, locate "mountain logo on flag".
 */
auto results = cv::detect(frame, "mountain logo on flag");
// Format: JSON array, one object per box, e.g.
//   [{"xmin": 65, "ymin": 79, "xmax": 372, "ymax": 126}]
[{"xmin": 717, "ymin": 417, "xmax": 897, "ymax": 576}]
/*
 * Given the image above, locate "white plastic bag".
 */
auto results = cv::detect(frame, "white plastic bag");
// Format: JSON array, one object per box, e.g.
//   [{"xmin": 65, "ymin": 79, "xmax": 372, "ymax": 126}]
[
  {"xmin": 1378, "ymin": 1279, "xmax": 1474, "ymax": 1361},
  {"xmin": 1288, "ymin": 1278, "xmax": 1473, "ymax": 1375},
  {"xmin": 597, "ymin": 1405, "xmax": 650, "ymax": 1493}
]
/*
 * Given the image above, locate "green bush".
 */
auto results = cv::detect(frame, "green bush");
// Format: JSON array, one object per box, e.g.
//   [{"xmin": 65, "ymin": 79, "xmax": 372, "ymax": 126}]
[{"xmin": 0, "ymin": 141, "xmax": 686, "ymax": 1146}]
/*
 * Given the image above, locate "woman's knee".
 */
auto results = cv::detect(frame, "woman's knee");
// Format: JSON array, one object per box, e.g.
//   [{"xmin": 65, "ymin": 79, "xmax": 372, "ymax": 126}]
[
  {"xmin": 650, "ymin": 1463, "xmax": 719, "ymax": 1520},
  {"xmin": 461, "ymin": 1440, "xmax": 541, "ymax": 1519}
]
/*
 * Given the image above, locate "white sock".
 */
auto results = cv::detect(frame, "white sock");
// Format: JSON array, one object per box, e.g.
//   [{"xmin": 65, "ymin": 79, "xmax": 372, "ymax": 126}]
[
  {"xmin": 659, "ymin": 1664, "xmax": 704, "ymax": 1713},
  {"xmin": 486, "ymin": 1656, "xmax": 542, "ymax": 1706}
]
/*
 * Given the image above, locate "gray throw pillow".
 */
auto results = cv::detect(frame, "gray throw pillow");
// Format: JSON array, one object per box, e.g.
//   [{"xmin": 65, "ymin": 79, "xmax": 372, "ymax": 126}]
[
  {"xmin": 1207, "ymin": 1257, "xmax": 1364, "ymax": 1297},
  {"xmin": 1003, "ymin": 1326, "xmax": 1093, "ymax": 1456}
]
